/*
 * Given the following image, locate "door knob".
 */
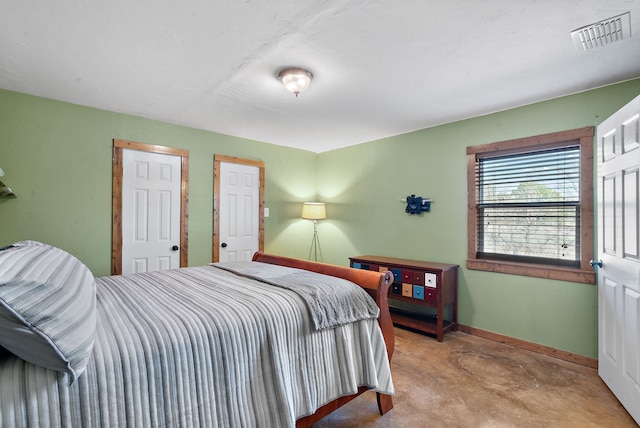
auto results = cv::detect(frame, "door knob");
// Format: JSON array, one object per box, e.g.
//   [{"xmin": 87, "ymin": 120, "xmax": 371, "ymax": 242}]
[
  {"xmin": 171, "ymin": 245, "xmax": 179, "ymax": 251},
  {"xmin": 590, "ymin": 259, "xmax": 603, "ymax": 268},
  {"xmin": 221, "ymin": 242, "xmax": 227, "ymax": 248}
]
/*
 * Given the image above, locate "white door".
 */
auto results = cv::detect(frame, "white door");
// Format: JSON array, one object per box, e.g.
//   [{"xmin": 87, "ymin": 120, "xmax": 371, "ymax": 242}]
[
  {"xmin": 596, "ymin": 94, "xmax": 640, "ymax": 425},
  {"xmin": 218, "ymin": 161, "xmax": 260, "ymax": 262},
  {"xmin": 122, "ymin": 149, "xmax": 182, "ymax": 274}
]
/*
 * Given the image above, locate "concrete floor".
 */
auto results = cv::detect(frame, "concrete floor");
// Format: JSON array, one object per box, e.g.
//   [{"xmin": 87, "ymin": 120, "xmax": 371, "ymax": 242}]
[{"xmin": 313, "ymin": 327, "xmax": 637, "ymax": 427}]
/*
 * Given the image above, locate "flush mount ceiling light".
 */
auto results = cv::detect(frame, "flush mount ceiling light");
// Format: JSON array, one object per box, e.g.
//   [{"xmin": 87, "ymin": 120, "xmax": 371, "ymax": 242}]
[
  {"xmin": 278, "ymin": 67, "xmax": 313, "ymax": 97},
  {"xmin": 571, "ymin": 12, "xmax": 631, "ymax": 51}
]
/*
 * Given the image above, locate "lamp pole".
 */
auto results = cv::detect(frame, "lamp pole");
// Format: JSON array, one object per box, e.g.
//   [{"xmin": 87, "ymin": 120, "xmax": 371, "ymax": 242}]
[{"xmin": 308, "ymin": 219, "xmax": 323, "ymax": 262}]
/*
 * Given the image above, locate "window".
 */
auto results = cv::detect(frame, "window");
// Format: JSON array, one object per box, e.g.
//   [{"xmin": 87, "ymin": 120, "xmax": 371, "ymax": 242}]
[
  {"xmin": 467, "ymin": 127, "xmax": 595, "ymax": 284},
  {"xmin": 478, "ymin": 146, "xmax": 581, "ymax": 266}
]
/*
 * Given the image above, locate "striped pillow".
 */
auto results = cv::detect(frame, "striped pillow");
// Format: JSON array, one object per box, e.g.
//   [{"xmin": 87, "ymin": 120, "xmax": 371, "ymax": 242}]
[{"xmin": 0, "ymin": 240, "xmax": 97, "ymax": 383}]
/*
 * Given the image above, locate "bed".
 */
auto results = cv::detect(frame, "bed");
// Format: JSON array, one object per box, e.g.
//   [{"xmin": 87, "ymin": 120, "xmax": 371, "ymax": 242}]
[{"xmin": 0, "ymin": 241, "xmax": 395, "ymax": 427}]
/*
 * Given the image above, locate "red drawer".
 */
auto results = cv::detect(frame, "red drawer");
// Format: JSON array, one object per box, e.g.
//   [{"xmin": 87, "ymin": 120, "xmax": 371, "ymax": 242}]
[
  {"xmin": 401, "ymin": 269, "xmax": 413, "ymax": 283},
  {"xmin": 425, "ymin": 288, "xmax": 437, "ymax": 303}
]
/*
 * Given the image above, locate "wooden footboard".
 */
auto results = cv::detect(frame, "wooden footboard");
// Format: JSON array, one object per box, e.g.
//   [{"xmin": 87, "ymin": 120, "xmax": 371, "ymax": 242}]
[{"xmin": 251, "ymin": 252, "xmax": 395, "ymax": 426}]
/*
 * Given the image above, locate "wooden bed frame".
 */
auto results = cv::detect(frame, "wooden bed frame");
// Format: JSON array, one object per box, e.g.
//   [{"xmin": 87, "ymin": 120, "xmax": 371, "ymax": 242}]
[{"xmin": 252, "ymin": 252, "xmax": 395, "ymax": 427}]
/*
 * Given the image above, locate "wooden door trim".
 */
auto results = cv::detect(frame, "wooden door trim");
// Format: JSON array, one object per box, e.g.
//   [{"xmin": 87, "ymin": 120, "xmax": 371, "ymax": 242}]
[
  {"xmin": 213, "ymin": 154, "xmax": 265, "ymax": 262},
  {"xmin": 112, "ymin": 139, "xmax": 189, "ymax": 275}
]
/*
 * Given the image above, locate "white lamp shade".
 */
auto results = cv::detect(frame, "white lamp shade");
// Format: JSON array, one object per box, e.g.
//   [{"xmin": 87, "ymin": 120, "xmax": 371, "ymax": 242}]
[
  {"xmin": 278, "ymin": 68, "xmax": 313, "ymax": 95},
  {"xmin": 301, "ymin": 202, "xmax": 326, "ymax": 220}
]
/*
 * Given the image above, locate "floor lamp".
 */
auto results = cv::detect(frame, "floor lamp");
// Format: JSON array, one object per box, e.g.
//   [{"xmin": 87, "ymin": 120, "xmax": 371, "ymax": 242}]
[{"xmin": 301, "ymin": 202, "xmax": 326, "ymax": 262}]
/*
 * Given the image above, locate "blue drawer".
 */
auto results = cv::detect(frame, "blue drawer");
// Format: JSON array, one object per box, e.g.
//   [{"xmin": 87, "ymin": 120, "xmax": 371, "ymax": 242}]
[
  {"xmin": 391, "ymin": 268, "xmax": 402, "ymax": 283},
  {"xmin": 413, "ymin": 285, "xmax": 425, "ymax": 300}
]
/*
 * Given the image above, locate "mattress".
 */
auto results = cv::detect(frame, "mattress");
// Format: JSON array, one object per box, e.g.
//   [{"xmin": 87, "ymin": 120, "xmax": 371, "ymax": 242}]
[{"xmin": 0, "ymin": 264, "xmax": 393, "ymax": 427}]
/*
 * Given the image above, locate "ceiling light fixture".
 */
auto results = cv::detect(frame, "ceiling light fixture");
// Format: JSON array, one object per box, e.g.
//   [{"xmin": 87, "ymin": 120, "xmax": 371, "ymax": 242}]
[{"xmin": 278, "ymin": 67, "xmax": 313, "ymax": 97}]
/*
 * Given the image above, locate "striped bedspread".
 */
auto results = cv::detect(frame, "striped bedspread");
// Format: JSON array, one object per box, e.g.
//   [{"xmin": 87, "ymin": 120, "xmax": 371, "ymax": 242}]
[{"xmin": 0, "ymin": 264, "xmax": 393, "ymax": 427}]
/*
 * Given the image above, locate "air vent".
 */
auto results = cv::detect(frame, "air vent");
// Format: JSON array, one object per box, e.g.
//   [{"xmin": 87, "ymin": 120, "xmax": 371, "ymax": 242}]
[{"xmin": 571, "ymin": 12, "xmax": 631, "ymax": 50}]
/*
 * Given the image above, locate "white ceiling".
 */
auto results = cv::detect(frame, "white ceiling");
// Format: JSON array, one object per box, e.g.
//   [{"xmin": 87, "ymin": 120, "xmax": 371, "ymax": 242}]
[{"xmin": 1, "ymin": 1, "xmax": 639, "ymax": 153}]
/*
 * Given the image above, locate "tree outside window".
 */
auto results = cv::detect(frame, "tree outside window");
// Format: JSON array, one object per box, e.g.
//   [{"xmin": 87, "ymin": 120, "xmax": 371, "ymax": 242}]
[{"xmin": 467, "ymin": 127, "xmax": 595, "ymax": 284}]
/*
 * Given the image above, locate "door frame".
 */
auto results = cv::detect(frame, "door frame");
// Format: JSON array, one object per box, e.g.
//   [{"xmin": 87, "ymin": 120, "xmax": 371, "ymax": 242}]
[
  {"xmin": 213, "ymin": 154, "xmax": 265, "ymax": 262},
  {"xmin": 112, "ymin": 139, "xmax": 190, "ymax": 275}
]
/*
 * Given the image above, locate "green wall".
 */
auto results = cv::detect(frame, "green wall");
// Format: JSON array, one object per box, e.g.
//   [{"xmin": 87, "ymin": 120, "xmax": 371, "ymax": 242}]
[
  {"xmin": 316, "ymin": 78, "xmax": 640, "ymax": 359},
  {"xmin": 0, "ymin": 89, "xmax": 317, "ymax": 277},
  {"xmin": 2, "ymin": 79, "xmax": 639, "ymax": 359}
]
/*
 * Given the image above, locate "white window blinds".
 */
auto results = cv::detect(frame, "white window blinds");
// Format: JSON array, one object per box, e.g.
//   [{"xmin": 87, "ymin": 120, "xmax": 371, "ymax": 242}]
[{"xmin": 476, "ymin": 145, "xmax": 581, "ymax": 267}]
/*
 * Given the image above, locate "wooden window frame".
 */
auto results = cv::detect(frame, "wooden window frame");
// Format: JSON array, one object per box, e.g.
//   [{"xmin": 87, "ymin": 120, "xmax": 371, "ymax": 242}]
[{"xmin": 466, "ymin": 127, "xmax": 596, "ymax": 284}]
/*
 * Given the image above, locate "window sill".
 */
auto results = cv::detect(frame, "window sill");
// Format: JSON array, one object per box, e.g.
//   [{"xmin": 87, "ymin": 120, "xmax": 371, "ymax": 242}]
[{"xmin": 466, "ymin": 259, "xmax": 596, "ymax": 285}]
